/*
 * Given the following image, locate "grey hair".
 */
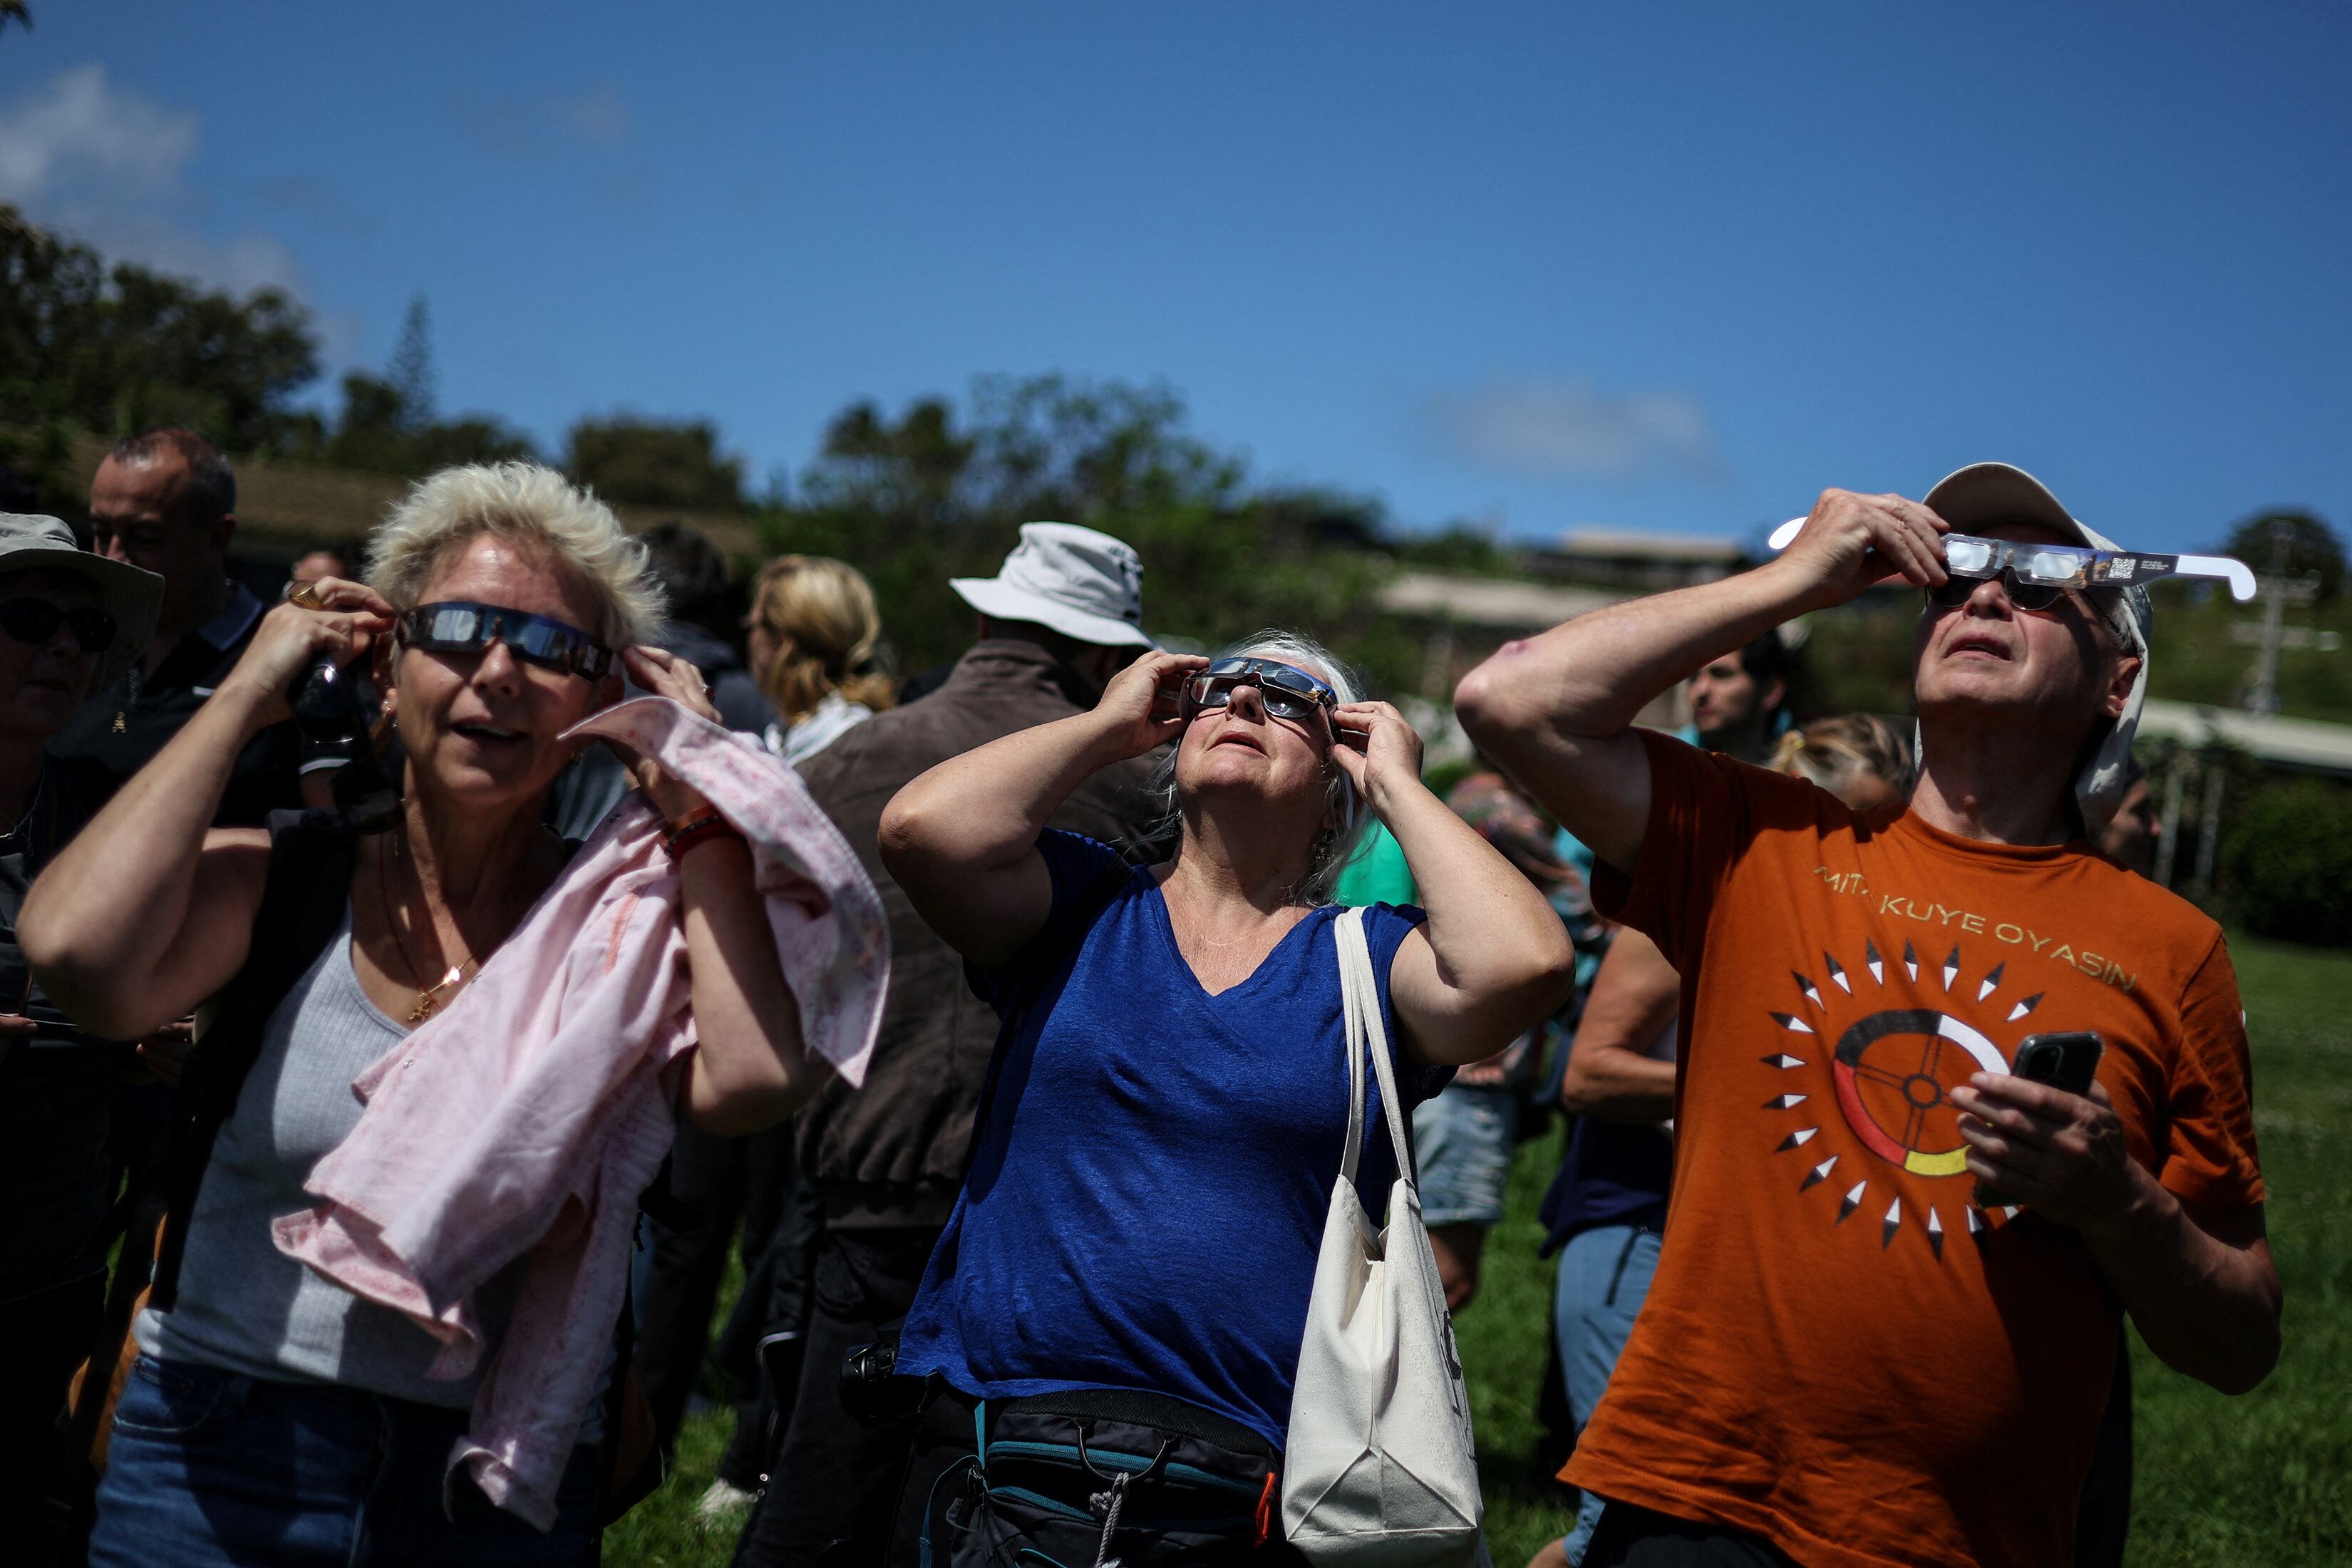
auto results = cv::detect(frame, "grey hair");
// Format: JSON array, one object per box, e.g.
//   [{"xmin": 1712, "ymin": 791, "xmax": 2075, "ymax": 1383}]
[
  {"xmin": 1135, "ymin": 629, "xmax": 1372, "ymax": 906},
  {"xmin": 365, "ymin": 462, "xmax": 664, "ymax": 649}
]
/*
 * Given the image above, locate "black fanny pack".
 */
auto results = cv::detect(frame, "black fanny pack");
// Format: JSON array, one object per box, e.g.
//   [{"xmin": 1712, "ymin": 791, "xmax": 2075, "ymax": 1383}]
[{"xmin": 924, "ymin": 1387, "xmax": 1281, "ymax": 1567}]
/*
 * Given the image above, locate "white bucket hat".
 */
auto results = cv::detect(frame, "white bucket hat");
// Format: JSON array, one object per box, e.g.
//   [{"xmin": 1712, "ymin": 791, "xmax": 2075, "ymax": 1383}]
[
  {"xmin": 1919, "ymin": 463, "xmax": 2152, "ymax": 836},
  {"xmin": 951, "ymin": 522, "xmax": 1155, "ymax": 649},
  {"xmin": 0, "ymin": 512, "xmax": 165, "ymax": 691}
]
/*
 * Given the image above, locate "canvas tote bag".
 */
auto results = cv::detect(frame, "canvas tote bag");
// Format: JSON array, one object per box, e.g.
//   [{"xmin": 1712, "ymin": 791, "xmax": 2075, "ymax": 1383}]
[{"xmin": 1281, "ymin": 906, "xmax": 1484, "ymax": 1564}]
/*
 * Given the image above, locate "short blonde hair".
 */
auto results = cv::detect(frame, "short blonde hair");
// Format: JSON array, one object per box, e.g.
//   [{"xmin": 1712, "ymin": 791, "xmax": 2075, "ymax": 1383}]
[
  {"xmin": 366, "ymin": 463, "xmax": 664, "ymax": 649},
  {"xmin": 749, "ymin": 555, "xmax": 894, "ymax": 721},
  {"xmin": 1770, "ymin": 713, "xmax": 1914, "ymax": 798}
]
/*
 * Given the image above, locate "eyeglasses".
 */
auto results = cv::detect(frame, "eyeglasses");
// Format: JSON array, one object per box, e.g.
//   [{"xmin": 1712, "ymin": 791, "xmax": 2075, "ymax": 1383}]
[
  {"xmin": 1180, "ymin": 656, "xmax": 1338, "ymax": 727},
  {"xmin": 398, "ymin": 601, "xmax": 612, "ymax": 680},
  {"xmin": 0, "ymin": 598, "xmax": 116, "ymax": 654}
]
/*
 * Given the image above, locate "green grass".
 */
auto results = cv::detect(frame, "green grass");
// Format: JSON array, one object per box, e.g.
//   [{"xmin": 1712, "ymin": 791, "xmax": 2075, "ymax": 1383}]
[
  {"xmin": 2120, "ymin": 934, "xmax": 2352, "ymax": 1567},
  {"xmin": 607, "ymin": 932, "xmax": 2351, "ymax": 1568}
]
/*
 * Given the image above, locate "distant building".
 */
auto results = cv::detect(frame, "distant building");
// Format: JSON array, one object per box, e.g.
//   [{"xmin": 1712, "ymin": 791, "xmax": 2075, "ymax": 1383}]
[{"xmin": 1537, "ymin": 526, "xmax": 1748, "ymax": 589}]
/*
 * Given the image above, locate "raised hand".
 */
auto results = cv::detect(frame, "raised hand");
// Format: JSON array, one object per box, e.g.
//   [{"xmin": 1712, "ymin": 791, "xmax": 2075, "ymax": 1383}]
[
  {"xmin": 220, "ymin": 577, "xmax": 398, "ymax": 723},
  {"xmin": 1090, "ymin": 649, "xmax": 1210, "ymax": 762},
  {"xmin": 1770, "ymin": 490, "xmax": 1953, "ymax": 610},
  {"xmin": 1326, "ymin": 701, "xmax": 1425, "ymax": 815},
  {"xmin": 616, "ymin": 644, "xmax": 723, "ymax": 820}
]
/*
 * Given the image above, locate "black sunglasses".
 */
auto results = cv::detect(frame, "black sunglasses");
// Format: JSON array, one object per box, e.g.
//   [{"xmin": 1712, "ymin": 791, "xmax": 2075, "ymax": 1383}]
[
  {"xmin": 1924, "ymin": 571, "xmax": 2080, "ymax": 614},
  {"xmin": 1180, "ymin": 656, "xmax": 1339, "ymax": 726},
  {"xmin": 398, "ymin": 601, "xmax": 612, "ymax": 680},
  {"xmin": 0, "ymin": 597, "xmax": 117, "ymax": 654}
]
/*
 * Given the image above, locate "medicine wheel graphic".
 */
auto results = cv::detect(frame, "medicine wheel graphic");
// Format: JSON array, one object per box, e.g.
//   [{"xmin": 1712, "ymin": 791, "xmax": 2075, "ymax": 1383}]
[
  {"xmin": 1829, "ymin": 1008, "xmax": 2004, "ymax": 1177},
  {"xmin": 1765, "ymin": 939, "xmax": 2043, "ymax": 1254}
]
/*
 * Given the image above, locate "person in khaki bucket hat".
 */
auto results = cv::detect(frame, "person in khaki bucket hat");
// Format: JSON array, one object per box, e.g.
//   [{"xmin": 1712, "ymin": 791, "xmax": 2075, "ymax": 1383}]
[{"xmin": 0, "ymin": 512, "xmax": 162, "ymax": 1529}]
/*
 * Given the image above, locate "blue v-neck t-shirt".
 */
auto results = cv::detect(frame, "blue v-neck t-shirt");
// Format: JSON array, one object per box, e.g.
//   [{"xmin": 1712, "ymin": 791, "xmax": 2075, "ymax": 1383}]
[{"xmin": 896, "ymin": 830, "xmax": 1443, "ymax": 1451}]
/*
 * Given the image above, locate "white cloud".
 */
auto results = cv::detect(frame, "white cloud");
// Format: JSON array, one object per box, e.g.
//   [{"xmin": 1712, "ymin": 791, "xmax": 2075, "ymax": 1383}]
[
  {"xmin": 0, "ymin": 63, "xmax": 304, "ymax": 296},
  {"xmin": 446, "ymin": 83, "xmax": 633, "ymax": 160},
  {"xmin": 0, "ymin": 61, "xmax": 194, "ymax": 200},
  {"xmin": 1420, "ymin": 376, "xmax": 1730, "ymax": 485}
]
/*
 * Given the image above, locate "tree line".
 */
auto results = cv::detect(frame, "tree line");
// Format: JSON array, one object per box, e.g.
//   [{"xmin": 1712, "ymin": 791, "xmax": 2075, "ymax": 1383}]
[{"xmin": 1, "ymin": 205, "xmax": 1515, "ymax": 687}]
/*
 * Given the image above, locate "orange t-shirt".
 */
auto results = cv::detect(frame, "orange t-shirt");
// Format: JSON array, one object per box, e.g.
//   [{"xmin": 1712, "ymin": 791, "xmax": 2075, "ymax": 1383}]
[{"xmin": 1564, "ymin": 732, "xmax": 2264, "ymax": 1568}]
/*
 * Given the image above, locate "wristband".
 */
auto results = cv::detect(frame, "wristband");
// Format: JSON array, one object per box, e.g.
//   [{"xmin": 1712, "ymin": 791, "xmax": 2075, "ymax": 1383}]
[{"xmin": 662, "ymin": 804, "xmax": 743, "ymax": 860}]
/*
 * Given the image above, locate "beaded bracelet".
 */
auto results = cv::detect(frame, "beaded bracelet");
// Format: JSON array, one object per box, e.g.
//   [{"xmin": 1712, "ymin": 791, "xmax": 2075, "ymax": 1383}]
[{"xmin": 663, "ymin": 804, "xmax": 743, "ymax": 860}]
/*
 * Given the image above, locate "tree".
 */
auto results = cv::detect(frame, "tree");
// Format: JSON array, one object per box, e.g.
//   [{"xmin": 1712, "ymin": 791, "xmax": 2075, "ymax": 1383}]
[
  {"xmin": 318, "ymin": 294, "xmax": 532, "ymax": 475},
  {"xmin": 2223, "ymin": 510, "xmax": 2343, "ymax": 603},
  {"xmin": 386, "ymin": 295, "xmax": 436, "ymax": 430},
  {"xmin": 770, "ymin": 375, "xmax": 1407, "ymax": 687},
  {"xmin": 2224, "ymin": 776, "xmax": 2352, "ymax": 944},
  {"xmin": 799, "ymin": 396, "xmax": 974, "ymax": 524},
  {"xmin": 564, "ymin": 416, "xmax": 745, "ymax": 510},
  {"xmin": 322, "ymin": 371, "xmax": 535, "ymax": 474},
  {"xmin": 0, "ymin": 204, "xmax": 321, "ymax": 465}
]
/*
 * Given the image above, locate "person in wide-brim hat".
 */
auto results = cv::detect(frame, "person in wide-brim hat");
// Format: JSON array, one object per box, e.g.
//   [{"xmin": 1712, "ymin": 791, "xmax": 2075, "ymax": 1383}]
[
  {"xmin": 0, "ymin": 511, "xmax": 163, "ymax": 1530},
  {"xmin": 0, "ymin": 512, "xmax": 164, "ymax": 692},
  {"xmin": 948, "ymin": 522, "xmax": 1158, "ymax": 650}
]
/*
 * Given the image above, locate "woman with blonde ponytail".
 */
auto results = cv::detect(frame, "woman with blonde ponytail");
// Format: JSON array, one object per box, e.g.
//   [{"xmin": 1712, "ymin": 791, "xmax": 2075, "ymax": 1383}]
[{"xmin": 746, "ymin": 556, "xmax": 894, "ymax": 766}]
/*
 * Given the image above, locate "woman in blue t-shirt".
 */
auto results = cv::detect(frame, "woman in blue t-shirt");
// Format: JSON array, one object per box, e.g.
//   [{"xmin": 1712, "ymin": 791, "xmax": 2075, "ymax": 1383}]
[{"xmin": 875, "ymin": 631, "xmax": 1577, "ymax": 1563}]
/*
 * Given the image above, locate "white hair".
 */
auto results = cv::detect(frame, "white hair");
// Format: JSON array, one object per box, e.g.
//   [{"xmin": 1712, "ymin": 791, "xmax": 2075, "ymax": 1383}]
[
  {"xmin": 1137, "ymin": 628, "xmax": 1372, "ymax": 906},
  {"xmin": 365, "ymin": 462, "xmax": 664, "ymax": 649}
]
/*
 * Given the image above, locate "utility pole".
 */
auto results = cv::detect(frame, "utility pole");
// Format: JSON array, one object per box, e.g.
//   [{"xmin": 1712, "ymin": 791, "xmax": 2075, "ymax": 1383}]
[
  {"xmin": 2155, "ymin": 754, "xmax": 2189, "ymax": 889},
  {"xmin": 2194, "ymin": 760, "xmax": 2226, "ymax": 892},
  {"xmin": 2247, "ymin": 517, "xmax": 2320, "ymax": 714}
]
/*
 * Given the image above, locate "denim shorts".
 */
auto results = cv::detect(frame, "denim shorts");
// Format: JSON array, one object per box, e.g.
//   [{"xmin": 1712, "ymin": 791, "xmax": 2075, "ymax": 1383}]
[
  {"xmin": 89, "ymin": 1356, "xmax": 599, "ymax": 1567},
  {"xmin": 1411, "ymin": 1081, "xmax": 1520, "ymax": 1228}
]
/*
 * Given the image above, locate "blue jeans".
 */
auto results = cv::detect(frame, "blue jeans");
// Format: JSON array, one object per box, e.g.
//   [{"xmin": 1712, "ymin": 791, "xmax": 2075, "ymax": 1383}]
[
  {"xmin": 1553, "ymin": 1224, "xmax": 1662, "ymax": 1566},
  {"xmin": 90, "ymin": 1356, "xmax": 599, "ymax": 1567},
  {"xmin": 1413, "ymin": 1082, "xmax": 1520, "ymax": 1228}
]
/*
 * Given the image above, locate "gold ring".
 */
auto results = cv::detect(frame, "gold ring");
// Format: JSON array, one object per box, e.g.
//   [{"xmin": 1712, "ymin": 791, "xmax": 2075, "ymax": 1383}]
[{"xmin": 287, "ymin": 581, "xmax": 327, "ymax": 610}]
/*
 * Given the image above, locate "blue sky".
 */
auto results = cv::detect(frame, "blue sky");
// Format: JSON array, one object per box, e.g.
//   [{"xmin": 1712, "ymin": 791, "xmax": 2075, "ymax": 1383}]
[{"xmin": 5, "ymin": 2, "xmax": 2347, "ymax": 550}]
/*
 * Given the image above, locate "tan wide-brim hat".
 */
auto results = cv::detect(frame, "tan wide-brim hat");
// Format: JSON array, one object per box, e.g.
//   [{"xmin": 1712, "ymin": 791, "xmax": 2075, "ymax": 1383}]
[{"xmin": 0, "ymin": 512, "xmax": 165, "ymax": 691}]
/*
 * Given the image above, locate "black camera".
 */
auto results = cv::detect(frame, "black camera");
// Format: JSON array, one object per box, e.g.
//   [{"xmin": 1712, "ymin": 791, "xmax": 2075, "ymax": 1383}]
[{"xmin": 289, "ymin": 656, "xmax": 398, "ymax": 831}]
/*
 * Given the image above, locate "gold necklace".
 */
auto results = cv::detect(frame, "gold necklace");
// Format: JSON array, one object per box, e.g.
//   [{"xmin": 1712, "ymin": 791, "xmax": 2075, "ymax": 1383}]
[{"xmin": 378, "ymin": 827, "xmax": 474, "ymax": 1023}]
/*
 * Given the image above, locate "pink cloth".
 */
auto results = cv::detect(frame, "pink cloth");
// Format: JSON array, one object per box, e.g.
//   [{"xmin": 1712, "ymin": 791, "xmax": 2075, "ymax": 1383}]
[{"xmin": 272, "ymin": 696, "xmax": 888, "ymax": 1528}]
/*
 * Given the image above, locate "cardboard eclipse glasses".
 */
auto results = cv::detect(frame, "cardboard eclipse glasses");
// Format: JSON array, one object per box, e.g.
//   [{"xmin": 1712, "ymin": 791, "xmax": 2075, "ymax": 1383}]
[{"xmin": 1767, "ymin": 517, "xmax": 2256, "ymax": 602}]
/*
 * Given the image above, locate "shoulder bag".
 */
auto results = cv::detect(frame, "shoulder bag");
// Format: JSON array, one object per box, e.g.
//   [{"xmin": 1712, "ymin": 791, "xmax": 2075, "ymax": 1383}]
[{"xmin": 1281, "ymin": 905, "xmax": 1483, "ymax": 1565}]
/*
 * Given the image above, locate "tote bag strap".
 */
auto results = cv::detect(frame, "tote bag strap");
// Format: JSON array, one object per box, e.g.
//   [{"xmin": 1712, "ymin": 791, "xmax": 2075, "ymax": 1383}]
[{"xmin": 1334, "ymin": 905, "xmax": 1414, "ymax": 1191}]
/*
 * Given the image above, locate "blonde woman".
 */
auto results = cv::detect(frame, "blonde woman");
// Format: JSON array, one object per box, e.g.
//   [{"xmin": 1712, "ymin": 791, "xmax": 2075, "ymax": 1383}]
[
  {"xmin": 27, "ymin": 463, "xmax": 837, "ymax": 1565},
  {"xmin": 746, "ymin": 555, "xmax": 894, "ymax": 766},
  {"xmin": 1765, "ymin": 711, "xmax": 1914, "ymax": 812}
]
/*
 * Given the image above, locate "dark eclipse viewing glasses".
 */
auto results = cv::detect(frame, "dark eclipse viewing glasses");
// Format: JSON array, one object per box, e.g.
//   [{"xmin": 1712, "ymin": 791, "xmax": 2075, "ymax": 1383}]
[
  {"xmin": 1179, "ymin": 656, "xmax": 1339, "ymax": 726},
  {"xmin": 397, "ymin": 600, "xmax": 613, "ymax": 680},
  {"xmin": 0, "ymin": 597, "xmax": 118, "ymax": 654}
]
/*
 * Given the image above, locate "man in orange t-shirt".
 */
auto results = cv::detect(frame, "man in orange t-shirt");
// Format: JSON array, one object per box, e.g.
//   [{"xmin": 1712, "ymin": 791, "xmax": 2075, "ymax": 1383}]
[{"xmin": 1458, "ymin": 463, "xmax": 2280, "ymax": 1568}]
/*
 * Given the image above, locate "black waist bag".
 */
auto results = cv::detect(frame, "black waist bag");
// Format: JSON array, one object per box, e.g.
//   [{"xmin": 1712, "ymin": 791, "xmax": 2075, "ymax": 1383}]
[{"xmin": 927, "ymin": 1388, "xmax": 1281, "ymax": 1567}]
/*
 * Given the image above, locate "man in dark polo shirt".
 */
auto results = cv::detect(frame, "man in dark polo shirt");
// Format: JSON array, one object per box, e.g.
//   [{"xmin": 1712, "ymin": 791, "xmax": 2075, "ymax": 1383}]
[{"xmin": 51, "ymin": 430, "xmax": 301, "ymax": 825}]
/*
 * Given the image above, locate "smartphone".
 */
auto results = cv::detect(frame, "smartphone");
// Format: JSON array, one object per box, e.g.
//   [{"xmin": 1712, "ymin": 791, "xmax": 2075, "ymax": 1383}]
[
  {"xmin": 1975, "ymin": 1031, "xmax": 2103, "ymax": 1208},
  {"xmin": 2013, "ymin": 1031, "xmax": 2103, "ymax": 1098}
]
